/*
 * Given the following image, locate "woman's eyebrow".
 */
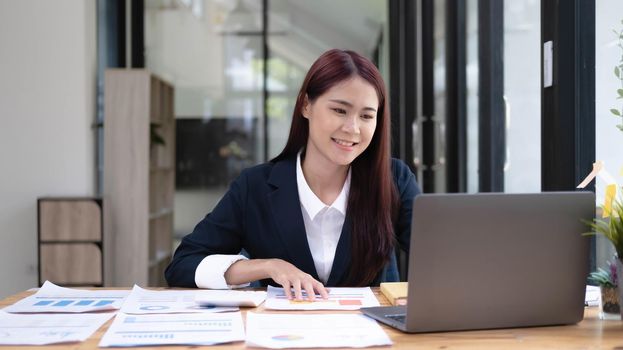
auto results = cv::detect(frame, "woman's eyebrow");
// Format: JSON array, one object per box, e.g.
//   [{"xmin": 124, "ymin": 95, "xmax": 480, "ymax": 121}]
[{"xmin": 328, "ymin": 99, "xmax": 377, "ymax": 113}]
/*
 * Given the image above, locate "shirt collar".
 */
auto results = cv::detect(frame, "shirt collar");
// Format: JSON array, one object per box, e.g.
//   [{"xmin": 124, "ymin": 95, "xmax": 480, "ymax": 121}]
[{"xmin": 296, "ymin": 151, "xmax": 350, "ymax": 220}]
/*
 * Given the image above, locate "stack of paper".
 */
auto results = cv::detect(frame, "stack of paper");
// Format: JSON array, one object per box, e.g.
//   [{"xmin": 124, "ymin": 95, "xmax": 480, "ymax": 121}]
[
  {"xmin": 2, "ymin": 282, "xmax": 392, "ymax": 348},
  {"xmin": 0, "ymin": 281, "xmax": 126, "ymax": 345},
  {"xmin": 264, "ymin": 286, "xmax": 379, "ymax": 310}
]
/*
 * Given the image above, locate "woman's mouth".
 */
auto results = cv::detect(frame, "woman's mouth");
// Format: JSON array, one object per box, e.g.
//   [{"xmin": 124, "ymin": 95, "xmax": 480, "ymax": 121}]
[{"xmin": 332, "ymin": 138, "xmax": 358, "ymax": 147}]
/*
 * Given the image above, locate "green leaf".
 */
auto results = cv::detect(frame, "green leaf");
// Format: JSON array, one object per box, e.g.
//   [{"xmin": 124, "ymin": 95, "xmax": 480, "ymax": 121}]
[
  {"xmin": 616, "ymin": 66, "xmax": 621, "ymax": 78},
  {"xmin": 618, "ymin": 89, "xmax": 623, "ymax": 98},
  {"xmin": 592, "ymin": 200, "xmax": 623, "ymax": 259},
  {"xmin": 617, "ymin": 124, "xmax": 623, "ymax": 132},
  {"xmin": 611, "ymin": 108, "xmax": 621, "ymax": 116},
  {"xmin": 588, "ymin": 267, "xmax": 617, "ymax": 287}
]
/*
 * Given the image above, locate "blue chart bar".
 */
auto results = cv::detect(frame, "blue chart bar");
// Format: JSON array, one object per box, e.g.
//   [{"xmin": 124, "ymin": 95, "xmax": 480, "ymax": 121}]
[{"xmin": 33, "ymin": 299, "xmax": 114, "ymax": 307}]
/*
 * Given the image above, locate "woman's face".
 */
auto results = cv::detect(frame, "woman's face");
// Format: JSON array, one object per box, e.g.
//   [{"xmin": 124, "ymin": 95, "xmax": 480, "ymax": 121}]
[{"xmin": 303, "ymin": 76, "xmax": 379, "ymax": 168}]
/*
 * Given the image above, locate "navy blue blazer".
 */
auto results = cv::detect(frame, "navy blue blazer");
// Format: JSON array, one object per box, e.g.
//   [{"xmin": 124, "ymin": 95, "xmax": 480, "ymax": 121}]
[{"xmin": 165, "ymin": 156, "xmax": 420, "ymax": 288}]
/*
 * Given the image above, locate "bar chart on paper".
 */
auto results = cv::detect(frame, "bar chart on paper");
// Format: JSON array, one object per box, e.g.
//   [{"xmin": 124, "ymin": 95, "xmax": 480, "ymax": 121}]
[
  {"xmin": 2, "ymin": 281, "xmax": 129, "ymax": 313},
  {"xmin": 6, "ymin": 295, "xmax": 127, "ymax": 313}
]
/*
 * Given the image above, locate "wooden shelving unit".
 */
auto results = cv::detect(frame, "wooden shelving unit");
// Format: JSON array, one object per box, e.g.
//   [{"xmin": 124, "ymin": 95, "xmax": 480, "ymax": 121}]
[
  {"xmin": 104, "ymin": 69, "xmax": 175, "ymax": 287},
  {"xmin": 37, "ymin": 197, "xmax": 103, "ymax": 286}
]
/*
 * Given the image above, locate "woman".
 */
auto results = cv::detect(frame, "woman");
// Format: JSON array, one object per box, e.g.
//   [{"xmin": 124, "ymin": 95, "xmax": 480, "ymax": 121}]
[{"xmin": 165, "ymin": 49, "xmax": 420, "ymax": 300}]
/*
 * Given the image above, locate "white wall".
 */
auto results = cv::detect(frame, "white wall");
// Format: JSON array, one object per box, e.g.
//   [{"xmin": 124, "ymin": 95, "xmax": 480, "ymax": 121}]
[{"xmin": 0, "ymin": 0, "xmax": 96, "ymax": 298}]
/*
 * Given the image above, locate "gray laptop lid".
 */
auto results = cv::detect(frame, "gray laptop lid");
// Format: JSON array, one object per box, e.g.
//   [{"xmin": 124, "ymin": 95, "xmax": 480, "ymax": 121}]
[{"xmin": 364, "ymin": 192, "xmax": 594, "ymax": 333}]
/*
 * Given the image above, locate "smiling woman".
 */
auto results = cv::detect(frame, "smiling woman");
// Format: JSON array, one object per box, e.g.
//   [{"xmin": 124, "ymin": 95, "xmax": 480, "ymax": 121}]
[
  {"xmin": 303, "ymin": 76, "xmax": 378, "ymax": 174},
  {"xmin": 165, "ymin": 49, "xmax": 420, "ymax": 300}
]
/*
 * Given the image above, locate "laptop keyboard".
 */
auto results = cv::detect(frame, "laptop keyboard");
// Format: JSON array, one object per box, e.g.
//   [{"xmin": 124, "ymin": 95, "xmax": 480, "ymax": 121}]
[{"xmin": 385, "ymin": 314, "xmax": 406, "ymax": 324}]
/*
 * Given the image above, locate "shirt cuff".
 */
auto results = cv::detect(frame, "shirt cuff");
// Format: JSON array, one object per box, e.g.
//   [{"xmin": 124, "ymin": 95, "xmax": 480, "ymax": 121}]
[{"xmin": 194, "ymin": 254, "xmax": 250, "ymax": 289}]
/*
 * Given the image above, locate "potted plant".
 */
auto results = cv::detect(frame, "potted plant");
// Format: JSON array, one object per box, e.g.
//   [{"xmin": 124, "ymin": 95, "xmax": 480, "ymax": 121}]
[
  {"xmin": 588, "ymin": 260, "xmax": 619, "ymax": 315},
  {"xmin": 581, "ymin": 17, "xmax": 623, "ymax": 320},
  {"xmin": 585, "ymin": 200, "xmax": 623, "ymax": 318}
]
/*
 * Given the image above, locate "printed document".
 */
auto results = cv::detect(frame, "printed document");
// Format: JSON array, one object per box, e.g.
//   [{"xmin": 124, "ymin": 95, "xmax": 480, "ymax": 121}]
[
  {"xmin": 245, "ymin": 312, "xmax": 392, "ymax": 348},
  {"xmin": 3, "ymin": 281, "xmax": 128, "ymax": 313},
  {"xmin": 99, "ymin": 311, "xmax": 245, "ymax": 347},
  {"xmin": 0, "ymin": 310, "xmax": 114, "ymax": 345},
  {"xmin": 120, "ymin": 285, "xmax": 238, "ymax": 314},
  {"xmin": 194, "ymin": 289, "xmax": 267, "ymax": 307},
  {"xmin": 264, "ymin": 286, "xmax": 380, "ymax": 310}
]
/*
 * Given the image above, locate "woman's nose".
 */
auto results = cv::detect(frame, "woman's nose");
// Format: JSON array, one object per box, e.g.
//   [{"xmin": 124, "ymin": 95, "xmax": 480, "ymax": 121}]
[{"xmin": 342, "ymin": 115, "xmax": 360, "ymax": 134}]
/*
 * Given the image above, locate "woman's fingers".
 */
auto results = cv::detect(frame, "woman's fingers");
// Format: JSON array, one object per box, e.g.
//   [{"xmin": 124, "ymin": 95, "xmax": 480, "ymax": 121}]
[
  {"xmin": 302, "ymin": 281, "xmax": 316, "ymax": 301},
  {"xmin": 280, "ymin": 280, "xmax": 292, "ymax": 300},
  {"xmin": 313, "ymin": 281, "xmax": 330, "ymax": 300},
  {"xmin": 268, "ymin": 259, "xmax": 328, "ymax": 300},
  {"xmin": 292, "ymin": 280, "xmax": 303, "ymax": 300}
]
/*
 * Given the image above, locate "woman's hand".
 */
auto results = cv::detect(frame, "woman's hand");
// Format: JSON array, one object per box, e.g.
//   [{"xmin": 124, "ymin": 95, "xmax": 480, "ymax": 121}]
[
  {"xmin": 264, "ymin": 259, "xmax": 329, "ymax": 301},
  {"xmin": 224, "ymin": 258, "xmax": 329, "ymax": 300}
]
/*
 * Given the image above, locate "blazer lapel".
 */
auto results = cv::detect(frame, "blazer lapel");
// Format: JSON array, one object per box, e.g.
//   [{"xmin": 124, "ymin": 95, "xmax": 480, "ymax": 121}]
[
  {"xmin": 267, "ymin": 158, "xmax": 319, "ymax": 280},
  {"xmin": 326, "ymin": 219, "xmax": 351, "ymax": 286}
]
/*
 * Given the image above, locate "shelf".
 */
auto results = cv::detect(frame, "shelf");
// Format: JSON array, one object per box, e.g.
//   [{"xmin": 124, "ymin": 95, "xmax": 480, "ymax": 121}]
[
  {"xmin": 104, "ymin": 69, "xmax": 174, "ymax": 287},
  {"xmin": 40, "ymin": 243, "xmax": 102, "ymax": 285},
  {"xmin": 38, "ymin": 198, "xmax": 103, "ymax": 287}
]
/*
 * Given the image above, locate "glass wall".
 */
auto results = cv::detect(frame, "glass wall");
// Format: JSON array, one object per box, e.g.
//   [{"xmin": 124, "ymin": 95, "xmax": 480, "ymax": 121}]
[
  {"xmin": 267, "ymin": 0, "xmax": 388, "ymax": 157},
  {"xmin": 595, "ymin": 0, "xmax": 623, "ymax": 264},
  {"xmin": 464, "ymin": 0, "xmax": 540, "ymax": 194},
  {"xmin": 143, "ymin": 0, "xmax": 387, "ymax": 239},
  {"xmin": 145, "ymin": 0, "xmax": 264, "ymax": 239},
  {"xmin": 432, "ymin": 0, "xmax": 446, "ymax": 193},
  {"xmin": 466, "ymin": 0, "xmax": 479, "ymax": 193},
  {"xmin": 503, "ymin": 0, "xmax": 541, "ymax": 193}
]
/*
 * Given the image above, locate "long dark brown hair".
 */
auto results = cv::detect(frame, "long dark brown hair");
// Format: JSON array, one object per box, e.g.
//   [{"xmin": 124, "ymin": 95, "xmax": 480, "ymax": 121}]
[{"xmin": 272, "ymin": 49, "xmax": 399, "ymax": 286}]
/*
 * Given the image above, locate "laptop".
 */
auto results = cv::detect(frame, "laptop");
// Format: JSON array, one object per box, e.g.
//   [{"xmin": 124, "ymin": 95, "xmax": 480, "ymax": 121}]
[{"xmin": 361, "ymin": 192, "xmax": 594, "ymax": 333}]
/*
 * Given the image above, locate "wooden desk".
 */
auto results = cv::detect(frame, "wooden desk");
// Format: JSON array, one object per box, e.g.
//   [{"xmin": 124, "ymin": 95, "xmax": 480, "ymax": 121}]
[{"xmin": 1, "ymin": 288, "xmax": 622, "ymax": 349}]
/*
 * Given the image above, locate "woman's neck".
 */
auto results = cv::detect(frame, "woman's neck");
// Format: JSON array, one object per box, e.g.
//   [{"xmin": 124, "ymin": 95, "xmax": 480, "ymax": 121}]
[{"xmin": 301, "ymin": 152, "xmax": 349, "ymax": 206}]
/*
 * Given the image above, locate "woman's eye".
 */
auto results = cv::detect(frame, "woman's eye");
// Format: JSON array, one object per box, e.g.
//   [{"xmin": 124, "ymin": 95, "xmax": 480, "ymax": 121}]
[
  {"xmin": 361, "ymin": 114, "xmax": 375, "ymax": 120},
  {"xmin": 333, "ymin": 108, "xmax": 347, "ymax": 114}
]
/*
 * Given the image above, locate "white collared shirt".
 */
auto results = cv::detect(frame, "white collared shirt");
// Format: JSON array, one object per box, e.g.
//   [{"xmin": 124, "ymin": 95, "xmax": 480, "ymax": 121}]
[
  {"xmin": 194, "ymin": 152, "xmax": 350, "ymax": 288},
  {"xmin": 296, "ymin": 152, "xmax": 349, "ymax": 284}
]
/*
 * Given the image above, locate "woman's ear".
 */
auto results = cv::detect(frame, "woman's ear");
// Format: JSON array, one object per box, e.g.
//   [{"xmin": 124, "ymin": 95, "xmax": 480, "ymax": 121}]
[{"xmin": 302, "ymin": 94, "xmax": 311, "ymax": 119}]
